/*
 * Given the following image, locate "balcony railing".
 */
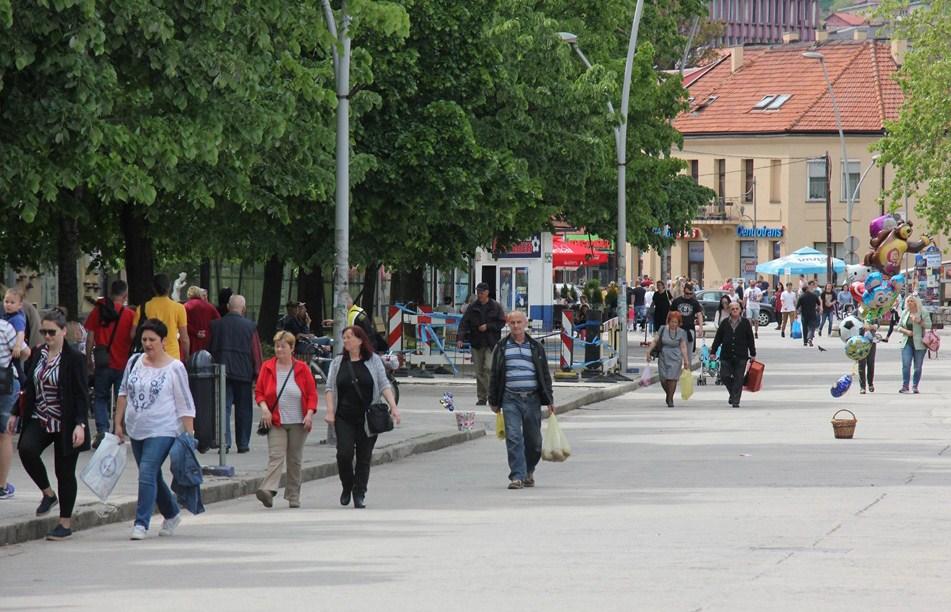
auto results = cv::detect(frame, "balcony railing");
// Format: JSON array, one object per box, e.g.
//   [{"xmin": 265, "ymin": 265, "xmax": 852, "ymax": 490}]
[{"xmin": 695, "ymin": 196, "xmax": 743, "ymax": 223}]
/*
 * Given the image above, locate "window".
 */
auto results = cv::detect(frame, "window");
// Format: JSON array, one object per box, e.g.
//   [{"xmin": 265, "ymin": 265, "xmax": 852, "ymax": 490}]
[
  {"xmin": 753, "ymin": 95, "xmax": 777, "ymax": 109},
  {"xmin": 766, "ymin": 94, "xmax": 791, "ymax": 109},
  {"xmin": 840, "ymin": 160, "xmax": 862, "ymax": 202},
  {"xmin": 690, "ymin": 160, "xmax": 699, "ymax": 183},
  {"xmin": 769, "ymin": 159, "xmax": 781, "ymax": 203},
  {"xmin": 814, "ymin": 242, "xmax": 845, "ymax": 260},
  {"xmin": 743, "ymin": 159, "xmax": 754, "ymax": 203},
  {"xmin": 716, "ymin": 159, "xmax": 726, "ymax": 198},
  {"xmin": 807, "ymin": 158, "xmax": 827, "ymax": 201}
]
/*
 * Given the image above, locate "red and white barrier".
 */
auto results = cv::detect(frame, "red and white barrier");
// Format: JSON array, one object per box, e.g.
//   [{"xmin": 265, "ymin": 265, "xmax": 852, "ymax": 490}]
[
  {"xmin": 560, "ymin": 310, "xmax": 573, "ymax": 370},
  {"xmin": 387, "ymin": 306, "xmax": 403, "ymax": 352}
]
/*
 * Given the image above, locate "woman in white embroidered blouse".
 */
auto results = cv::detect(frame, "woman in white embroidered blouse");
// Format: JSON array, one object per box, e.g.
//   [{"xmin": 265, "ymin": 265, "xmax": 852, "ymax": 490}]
[{"xmin": 115, "ymin": 319, "xmax": 195, "ymax": 541}]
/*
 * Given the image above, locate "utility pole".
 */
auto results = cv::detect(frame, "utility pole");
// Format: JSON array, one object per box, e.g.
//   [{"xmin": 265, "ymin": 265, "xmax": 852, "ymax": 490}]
[{"xmin": 825, "ymin": 151, "xmax": 833, "ymax": 281}]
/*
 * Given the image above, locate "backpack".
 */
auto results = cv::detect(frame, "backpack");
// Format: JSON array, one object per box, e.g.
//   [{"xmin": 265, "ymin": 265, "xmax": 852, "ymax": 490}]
[{"xmin": 922, "ymin": 329, "xmax": 940, "ymax": 359}]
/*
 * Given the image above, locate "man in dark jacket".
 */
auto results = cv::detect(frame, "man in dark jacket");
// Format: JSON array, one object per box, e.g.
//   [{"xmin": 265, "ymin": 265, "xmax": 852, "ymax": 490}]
[
  {"xmin": 457, "ymin": 282, "xmax": 506, "ymax": 406},
  {"xmin": 488, "ymin": 311, "xmax": 555, "ymax": 490},
  {"xmin": 209, "ymin": 295, "xmax": 262, "ymax": 453},
  {"xmin": 711, "ymin": 302, "xmax": 757, "ymax": 408}
]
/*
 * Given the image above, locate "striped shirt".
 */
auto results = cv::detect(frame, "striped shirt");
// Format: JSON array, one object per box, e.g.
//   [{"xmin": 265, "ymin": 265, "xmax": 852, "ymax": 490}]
[
  {"xmin": 33, "ymin": 347, "xmax": 63, "ymax": 433},
  {"xmin": 503, "ymin": 337, "xmax": 538, "ymax": 392},
  {"xmin": 276, "ymin": 365, "xmax": 303, "ymax": 425},
  {"xmin": 0, "ymin": 319, "xmax": 16, "ymax": 369}
]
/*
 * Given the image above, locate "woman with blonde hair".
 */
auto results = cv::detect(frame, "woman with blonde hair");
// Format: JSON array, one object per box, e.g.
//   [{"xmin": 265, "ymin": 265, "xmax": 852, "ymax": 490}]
[
  {"xmin": 646, "ymin": 311, "xmax": 690, "ymax": 408},
  {"xmin": 254, "ymin": 331, "xmax": 318, "ymax": 508},
  {"xmin": 896, "ymin": 294, "xmax": 932, "ymax": 394}
]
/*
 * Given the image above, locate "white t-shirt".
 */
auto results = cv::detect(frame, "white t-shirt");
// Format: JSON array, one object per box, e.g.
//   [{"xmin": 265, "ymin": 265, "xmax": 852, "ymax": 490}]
[
  {"xmin": 644, "ymin": 290, "xmax": 655, "ymax": 306},
  {"xmin": 119, "ymin": 358, "xmax": 196, "ymax": 439},
  {"xmin": 780, "ymin": 290, "xmax": 798, "ymax": 313},
  {"xmin": 747, "ymin": 287, "xmax": 763, "ymax": 309}
]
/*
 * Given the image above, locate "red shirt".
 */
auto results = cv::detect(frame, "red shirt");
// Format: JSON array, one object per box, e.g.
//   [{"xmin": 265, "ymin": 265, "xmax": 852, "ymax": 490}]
[
  {"xmin": 184, "ymin": 298, "xmax": 221, "ymax": 354},
  {"xmin": 254, "ymin": 358, "xmax": 318, "ymax": 427},
  {"xmin": 83, "ymin": 299, "xmax": 135, "ymax": 371}
]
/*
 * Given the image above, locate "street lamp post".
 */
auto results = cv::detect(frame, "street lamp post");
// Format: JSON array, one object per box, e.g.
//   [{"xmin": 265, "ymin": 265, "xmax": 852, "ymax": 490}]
[{"xmin": 558, "ymin": 0, "xmax": 645, "ymax": 376}]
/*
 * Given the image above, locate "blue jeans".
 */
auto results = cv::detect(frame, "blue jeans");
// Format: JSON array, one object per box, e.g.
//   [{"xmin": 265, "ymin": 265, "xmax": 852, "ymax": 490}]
[
  {"xmin": 131, "ymin": 436, "xmax": 179, "ymax": 529},
  {"xmin": 0, "ymin": 377, "xmax": 20, "ymax": 425},
  {"xmin": 901, "ymin": 342, "xmax": 926, "ymax": 389},
  {"xmin": 820, "ymin": 310, "xmax": 834, "ymax": 335},
  {"xmin": 501, "ymin": 391, "xmax": 543, "ymax": 482},
  {"xmin": 225, "ymin": 379, "xmax": 253, "ymax": 450},
  {"xmin": 93, "ymin": 367, "xmax": 123, "ymax": 434},
  {"xmin": 635, "ymin": 306, "xmax": 647, "ymax": 329}
]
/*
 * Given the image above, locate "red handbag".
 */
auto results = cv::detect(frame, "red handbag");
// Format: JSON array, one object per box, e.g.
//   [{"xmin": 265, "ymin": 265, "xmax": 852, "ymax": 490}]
[{"xmin": 743, "ymin": 360, "xmax": 764, "ymax": 392}]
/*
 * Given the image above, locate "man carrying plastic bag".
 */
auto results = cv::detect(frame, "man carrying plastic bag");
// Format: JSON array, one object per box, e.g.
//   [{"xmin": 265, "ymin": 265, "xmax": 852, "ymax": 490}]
[
  {"xmin": 80, "ymin": 433, "xmax": 128, "ymax": 502},
  {"xmin": 488, "ymin": 311, "xmax": 555, "ymax": 491}
]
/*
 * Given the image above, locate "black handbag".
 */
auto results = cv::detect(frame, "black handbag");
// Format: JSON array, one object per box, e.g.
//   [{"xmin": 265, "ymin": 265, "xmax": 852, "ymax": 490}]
[
  {"xmin": 0, "ymin": 363, "xmax": 14, "ymax": 395},
  {"xmin": 257, "ymin": 365, "xmax": 293, "ymax": 436},
  {"xmin": 346, "ymin": 359, "xmax": 393, "ymax": 435}
]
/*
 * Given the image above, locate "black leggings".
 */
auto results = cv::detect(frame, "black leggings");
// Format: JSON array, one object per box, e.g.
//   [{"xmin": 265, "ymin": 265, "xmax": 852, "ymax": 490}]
[
  {"xmin": 18, "ymin": 419, "xmax": 80, "ymax": 518},
  {"xmin": 661, "ymin": 379, "xmax": 678, "ymax": 404},
  {"xmin": 335, "ymin": 418, "xmax": 377, "ymax": 495}
]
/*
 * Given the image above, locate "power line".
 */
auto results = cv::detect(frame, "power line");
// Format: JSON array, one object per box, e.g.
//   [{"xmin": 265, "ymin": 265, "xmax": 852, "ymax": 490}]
[{"xmin": 692, "ymin": 155, "xmax": 814, "ymax": 180}]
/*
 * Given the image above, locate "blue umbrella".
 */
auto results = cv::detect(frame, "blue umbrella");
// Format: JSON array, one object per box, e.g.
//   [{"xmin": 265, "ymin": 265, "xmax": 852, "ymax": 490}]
[{"xmin": 755, "ymin": 247, "xmax": 846, "ymax": 275}]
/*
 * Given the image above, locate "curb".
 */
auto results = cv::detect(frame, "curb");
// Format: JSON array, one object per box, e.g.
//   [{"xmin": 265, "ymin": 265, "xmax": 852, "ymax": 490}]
[{"xmin": 1, "ymin": 428, "xmax": 485, "ymax": 547}]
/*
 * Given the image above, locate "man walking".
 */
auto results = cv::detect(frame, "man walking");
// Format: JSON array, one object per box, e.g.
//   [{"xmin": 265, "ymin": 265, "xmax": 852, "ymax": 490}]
[
  {"xmin": 184, "ymin": 285, "xmax": 220, "ymax": 354},
  {"xmin": 797, "ymin": 280, "xmax": 821, "ymax": 347},
  {"xmin": 632, "ymin": 282, "xmax": 647, "ymax": 331},
  {"xmin": 711, "ymin": 302, "xmax": 756, "ymax": 408},
  {"xmin": 83, "ymin": 280, "xmax": 135, "ymax": 448},
  {"xmin": 131, "ymin": 273, "xmax": 189, "ymax": 361},
  {"xmin": 488, "ymin": 311, "xmax": 555, "ymax": 490},
  {"xmin": 209, "ymin": 295, "xmax": 263, "ymax": 453},
  {"xmin": 457, "ymin": 282, "xmax": 506, "ymax": 406},
  {"xmin": 779, "ymin": 282, "xmax": 797, "ymax": 338},
  {"xmin": 670, "ymin": 283, "xmax": 704, "ymax": 355}
]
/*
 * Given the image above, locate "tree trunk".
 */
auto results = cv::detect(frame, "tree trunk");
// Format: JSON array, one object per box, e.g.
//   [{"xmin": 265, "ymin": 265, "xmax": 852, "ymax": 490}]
[
  {"xmin": 361, "ymin": 261, "xmax": 379, "ymax": 323},
  {"xmin": 258, "ymin": 255, "xmax": 284, "ymax": 339},
  {"xmin": 120, "ymin": 204, "xmax": 156, "ymax": 306},
  {"xmin": 298, "ymin": 265, "xmax": 325, "ymax": 335},
  {"xmin": 390, "ymin": 268, "xmax": 425, "ymax": 304},
  {"xmin": 56, "ymin": 212, "xmax": 80, "ymax": 319},
  {"xmin": 199, "ymin": 260, "xmax": 211, "ymax": 291}
]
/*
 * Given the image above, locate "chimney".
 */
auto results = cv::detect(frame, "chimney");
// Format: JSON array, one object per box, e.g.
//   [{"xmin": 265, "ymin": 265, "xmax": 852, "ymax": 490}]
[
  {"xmin": 815, "ymin": 30, "xmax": 829, "ymax": 43},
  {"xmin": 853, "ymin": 29, "xmax": 868, "ymax": 41},
  {"xmin": 891, "ymin": 39, "xmax": 908, "ymax": 66},
  {"xmin": 731, "ymin": 46, "xmax": 744, "ymax": 73},
  {"xmin": 782, "ymin": 32, "xmax": 800, "ymax": 44}
]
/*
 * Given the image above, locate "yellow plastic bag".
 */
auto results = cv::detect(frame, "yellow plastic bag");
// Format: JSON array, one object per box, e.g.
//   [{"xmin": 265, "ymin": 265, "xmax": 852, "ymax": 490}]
[
  {"xmin": 495, "ymin": 411, "xmax": 506, "ymax": 440},
  {"xmin": 542, "ymin": 414, "xmax": 571, "ymax": 462},
  {"xmin": 680, "ymin": 367, "xmax": 694, "ymax": 401}
]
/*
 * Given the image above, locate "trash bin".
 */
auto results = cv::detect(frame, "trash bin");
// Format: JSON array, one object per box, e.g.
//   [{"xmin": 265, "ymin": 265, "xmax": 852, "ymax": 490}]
[{"xmin": 188, "ymin": 350, "xmax": 218, "ymax": 453}]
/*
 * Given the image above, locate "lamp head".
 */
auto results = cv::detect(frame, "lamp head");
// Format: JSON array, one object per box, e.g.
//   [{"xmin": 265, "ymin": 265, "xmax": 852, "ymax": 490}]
[
  {"xmin": 557, "ymin": 31, "xmax": 578, "ymax": 45},
  {"xmin": 802, "ymin": 51, "xmax": 825, "ymax": 61}
]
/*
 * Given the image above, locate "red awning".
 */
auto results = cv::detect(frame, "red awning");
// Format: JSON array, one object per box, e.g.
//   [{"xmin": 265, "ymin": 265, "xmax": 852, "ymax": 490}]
[{"xmin": 552, "ymin": 237, "xmax": 608, "ymax": 269}]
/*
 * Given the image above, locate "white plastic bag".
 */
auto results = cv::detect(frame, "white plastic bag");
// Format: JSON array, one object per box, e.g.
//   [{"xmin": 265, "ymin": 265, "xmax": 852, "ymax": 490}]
[
  {"xmin": 639, "ymin": 363, "xmax": 653, "ymax": 387},
  {"xmin": 80, "ymin": 433, "xmax": 128, "ymax": 502},
  {"xmin": 542, "ymin": 414, "xmax": 571, "ymax": 462}
]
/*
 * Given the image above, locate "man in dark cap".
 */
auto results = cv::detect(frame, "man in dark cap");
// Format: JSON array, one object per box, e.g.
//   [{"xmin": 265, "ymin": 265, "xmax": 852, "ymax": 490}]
[{"xmin": 457, "ymin": 282, "xmax": 506, "ymax": 405}]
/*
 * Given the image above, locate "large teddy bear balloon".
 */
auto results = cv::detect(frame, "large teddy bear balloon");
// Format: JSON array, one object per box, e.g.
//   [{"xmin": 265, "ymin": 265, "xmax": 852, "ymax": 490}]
[{"xmin": 864, "ymin": 220, "xmax": 931, "ymax": 276}]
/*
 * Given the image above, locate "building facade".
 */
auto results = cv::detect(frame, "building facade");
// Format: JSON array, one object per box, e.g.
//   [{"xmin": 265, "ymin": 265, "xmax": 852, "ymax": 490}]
[{"xmin": 709, "ymin": 0, "xmax": 818, "ymax": 46}]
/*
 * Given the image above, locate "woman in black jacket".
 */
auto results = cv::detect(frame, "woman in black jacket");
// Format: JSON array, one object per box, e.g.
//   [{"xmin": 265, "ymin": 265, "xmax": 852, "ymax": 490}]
[
  {"xmin": 8, "ymin": 310, "xmax": 90, "ymax": 541},
  {"xmin": 651, "ymin": 280, "xmax": 673, "ymax": 332},
  {"xmin": 710, "ymin": 302, "xmax": 757, "ymax": 408}
]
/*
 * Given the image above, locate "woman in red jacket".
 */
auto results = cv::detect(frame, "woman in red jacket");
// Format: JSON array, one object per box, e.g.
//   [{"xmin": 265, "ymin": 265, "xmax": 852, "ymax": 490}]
[{"xmin": 254, "ymin": 331, "xmax": 318, "ymax": 509}]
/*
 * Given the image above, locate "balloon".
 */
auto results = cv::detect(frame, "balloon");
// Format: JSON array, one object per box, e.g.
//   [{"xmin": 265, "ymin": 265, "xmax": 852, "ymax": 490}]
[
  {"xmin": 849, "ymin": 281, "xmax": 866, "ymax": 303},
  {"xmin": 869, "ymin": 213, "xmax": 899, "ymax": 239},
  {"xmin": 839, "ymin": 315, "xmax": 864, "ymax": 343},
  {"xmin": 889, "ymin": 273, "xmax": 906, "ymax": 291},
  {"xmin": 862, "ymin": 272, "xmax": 899, "ymax": 310},
  {"xmin": 861, "ymin": 306, "xmax": 887, "ymax": 324},
  {"xmin": 845, "ymin": 335, "xmax": 872, "ymax": 361},
  {"xmin": 830, "ymin": 374, "xmax": 853, "ymax": 398},
  {"xmin": 846, "ymin": 264, "xmax": 873, "ymax": 284},
  {"xmin": 440, "ymin": 392, "xmax": 455, "ymax": 412}
]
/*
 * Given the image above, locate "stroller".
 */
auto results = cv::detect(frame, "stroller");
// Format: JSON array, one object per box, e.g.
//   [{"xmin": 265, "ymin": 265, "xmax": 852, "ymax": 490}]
[{"xmin": 697, "ymin": 342, "xmax": 721, "ymax": 386}]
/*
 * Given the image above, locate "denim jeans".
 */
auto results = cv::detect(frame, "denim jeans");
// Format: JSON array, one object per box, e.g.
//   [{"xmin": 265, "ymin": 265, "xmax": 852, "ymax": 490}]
[
  {"xmin": 501, "ymin": 391, "xmax": 543, "ymax": 482},
  {"xmin": 802, "ymin": 317, "xmax": 818, "ymax": 344},
  {"xmin": 225, "ymin": 379, "xmax": 253, "ymax": 450},
  {"xmin": 0, "ymin": 377, "xmax": 20, "ymax": 424},
  {"xmin": 93, "ymin": 367, "xmax": 123, "ymax": 434},
  {"xmin": 130, "ymin": 436, "xmax": 179, "ymax": 529},
  {"xmin": 901, "ymin": 342, "xmax": 926, "ymax": 389},
  {"xmin": 820, "ymin": 310, "xmax": 834, "ymax": 335},
  {"xmin": 635, "ymin": 306, "xmax": 647, "ymax": 330}
]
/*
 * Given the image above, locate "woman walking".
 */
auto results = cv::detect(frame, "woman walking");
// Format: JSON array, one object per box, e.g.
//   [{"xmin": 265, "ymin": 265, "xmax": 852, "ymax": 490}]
[
  {"xmin": 896, "ymin": 295, "xmax": 931, "ymax": 394},
  {"xmin": 9, "ymin": 310, "xmax": 89, "ymax": 541},
  {"xmin": 819, "ymin": 283, "xmax": 836, "ymax": 336},
  {"xmin": 324, "ymin": 326, "xmax": 400, "ymax": 509},
  {"xmin": 254, "ymin": 331, "xmax": 318, "ymax": 509},
  {"xmin": 715, "ymin": 295, "xmax": 732, "ymax": 326},
  {"xmin": 651, "ymin": 280, "xmax": 673, "ymax": 334},
  {"xmin": 646, "ymin": 312, "xmax": 690, "ymax": 408},
  {"xmin": 711, "ymin": 302, "xmax": 757, "ymax": 408},
  {"xmin": 115, "ymin": 319, "xmax": 196, "ymax": 540},
  {"xmin": 773, "ymin": 282, "xmax": 784, "ymax": 329}
]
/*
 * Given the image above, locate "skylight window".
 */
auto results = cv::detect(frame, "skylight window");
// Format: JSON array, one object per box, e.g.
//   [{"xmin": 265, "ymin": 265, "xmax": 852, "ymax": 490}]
[
  {"xmin": 753, "ymin": 95, "xmax": 776, "ymax": 109},
  {"xmin": 766, "ymin": 94, "xmax": 791, "ymax": 109}
]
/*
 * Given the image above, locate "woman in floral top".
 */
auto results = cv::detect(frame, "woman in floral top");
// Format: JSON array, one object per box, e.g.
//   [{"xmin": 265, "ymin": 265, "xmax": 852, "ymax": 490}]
[
  {"xmin": 115, "ymin": 319, "xmax": 196, "ymax": 540},
  {"xmin": 11, "ymin": 310, "xmax": 90, "ymax": 541}
]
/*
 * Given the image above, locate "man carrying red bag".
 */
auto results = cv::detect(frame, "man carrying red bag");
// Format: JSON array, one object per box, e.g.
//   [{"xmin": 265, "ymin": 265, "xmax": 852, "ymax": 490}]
[{"xmin": 711, "ymin": 302, "xmax": 757, "ymax": 408}]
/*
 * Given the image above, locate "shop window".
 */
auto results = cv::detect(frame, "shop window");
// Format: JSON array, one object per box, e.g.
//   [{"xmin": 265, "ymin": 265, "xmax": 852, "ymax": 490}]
[
  {"xmin": 807, "ymin": 158, "xmax": 827, "ymax": 201},
  {"xmin": 739, "ymin": 240, "xmax": 757, "ymax": 281}
]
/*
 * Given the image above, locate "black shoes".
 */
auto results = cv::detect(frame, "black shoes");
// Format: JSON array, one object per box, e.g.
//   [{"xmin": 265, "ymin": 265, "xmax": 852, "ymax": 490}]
[
  {"xmin": 36, "ymin": 494, "xmax": 58, "ymax": 517},
  {"xmin": 255, "ymin": 489, "xmax": 274, "ymax": 508},
  {"xmin": 475, "ymin": 399, "xmax": 487, "ymax": 406},
  {"xmin": 524, "ymin": 474, "xmax": 535, "ymax": 488},
  {"xmin": 237, "ymin": 447, "xmax": 250, "ymax": 454},
  {"xmin": 46, "ymin": 524, "xmax": 72, "ymax": 541},
  {"xmin": 353, "ymin": 493, "xmax": 366, "ymax": 509},
  {"xmin": 340, "ymin": 489, "xmax": 352, "ymax": 506}
]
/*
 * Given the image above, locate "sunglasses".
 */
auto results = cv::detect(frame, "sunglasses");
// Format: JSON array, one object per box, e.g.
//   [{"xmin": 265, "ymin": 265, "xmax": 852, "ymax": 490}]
[{"xmin": 39, "ymin": 328, "xmax": 59, "ymax": 336}]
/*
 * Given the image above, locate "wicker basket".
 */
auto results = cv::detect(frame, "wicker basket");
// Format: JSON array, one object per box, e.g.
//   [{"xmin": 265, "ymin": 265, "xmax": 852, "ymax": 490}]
[{"xmin": 831, "ymin": 409, "xmax": 857, "ymax": 439}]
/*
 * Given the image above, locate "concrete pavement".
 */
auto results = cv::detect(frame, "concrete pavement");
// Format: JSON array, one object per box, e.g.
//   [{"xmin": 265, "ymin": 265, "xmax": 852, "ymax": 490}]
[{"xmin": 2, "ymin": 325, "xmax": 951, "ymax": 610}]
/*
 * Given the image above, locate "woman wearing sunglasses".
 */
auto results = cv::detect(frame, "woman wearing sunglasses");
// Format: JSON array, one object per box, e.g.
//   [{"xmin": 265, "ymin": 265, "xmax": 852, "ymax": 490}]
[{"xmin": 8, "ymin": 310, "xmax": 90, "ymax": 541}]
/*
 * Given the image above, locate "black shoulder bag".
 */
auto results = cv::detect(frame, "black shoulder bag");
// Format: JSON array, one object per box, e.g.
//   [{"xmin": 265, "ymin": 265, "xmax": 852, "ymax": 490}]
[
  {"xmin": 346, "ymin": 358, "xmax": 393, "ymax": 435},
  {"xmin": 94, "ymin": 307, "xmax": 124, "ymax": 372},
  {"xmin": 257, "ymin": 366, "xmax": 293, "ymax": 436},
  {"xmin": 130, "ymin": 303, "xmax": 148, "ymax": 355}
]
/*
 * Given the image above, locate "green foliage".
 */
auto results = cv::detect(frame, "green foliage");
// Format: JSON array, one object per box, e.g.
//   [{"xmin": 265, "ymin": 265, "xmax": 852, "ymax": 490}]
[
  {"xmin": 605, "ymin": 283, "xmax": 619, "ymax": 308},
  {"xmin": 873, "ymin": 0, "xmax": 951, "ymax": 235},
  {"xmin": 583, "ymin": 279, "xmax": 603, "ymax": 306}
]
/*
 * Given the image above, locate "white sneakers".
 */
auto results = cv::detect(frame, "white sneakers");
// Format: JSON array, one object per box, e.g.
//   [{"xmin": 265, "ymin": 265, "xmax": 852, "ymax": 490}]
[
  {"xmin": 130, "ymin": 525, "xmax": 147, "ymax": 540},
  {"xmin": 159, "ymin": 513, "xmax": 182, "ymax": 537}
]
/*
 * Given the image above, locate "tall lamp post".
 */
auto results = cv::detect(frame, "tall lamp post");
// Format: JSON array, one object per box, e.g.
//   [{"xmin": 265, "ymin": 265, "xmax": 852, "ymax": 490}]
[
  {"xmin": 558, "ymin": 0, "xmax": 645, "ymax": 375},
  {"xmin": 803, "ymin": 51, "xmax": 855, "ymax": 266}
]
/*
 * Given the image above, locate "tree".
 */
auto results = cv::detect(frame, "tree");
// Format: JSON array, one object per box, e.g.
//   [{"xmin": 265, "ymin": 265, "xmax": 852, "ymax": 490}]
[{"xmin": 873, "ymin": 0, "xmax": 951, "ymax": 235}]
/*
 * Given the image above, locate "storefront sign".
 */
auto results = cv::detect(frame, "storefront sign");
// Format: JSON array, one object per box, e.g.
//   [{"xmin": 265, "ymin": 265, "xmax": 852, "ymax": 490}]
[
  {"xmin": 562, "ymin": 234, "xmax": 613, "ymax": 251},
  {"xmin": 654, "ymin": 227, "xmax": 703, "ymax": 240},
  {"xmin": 736, "ymin": 226, "xmax": 784, "ymax": 239},
  {"xmin": 493, "ymin": 234, "xmax": 541, "ymax": 258}
]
